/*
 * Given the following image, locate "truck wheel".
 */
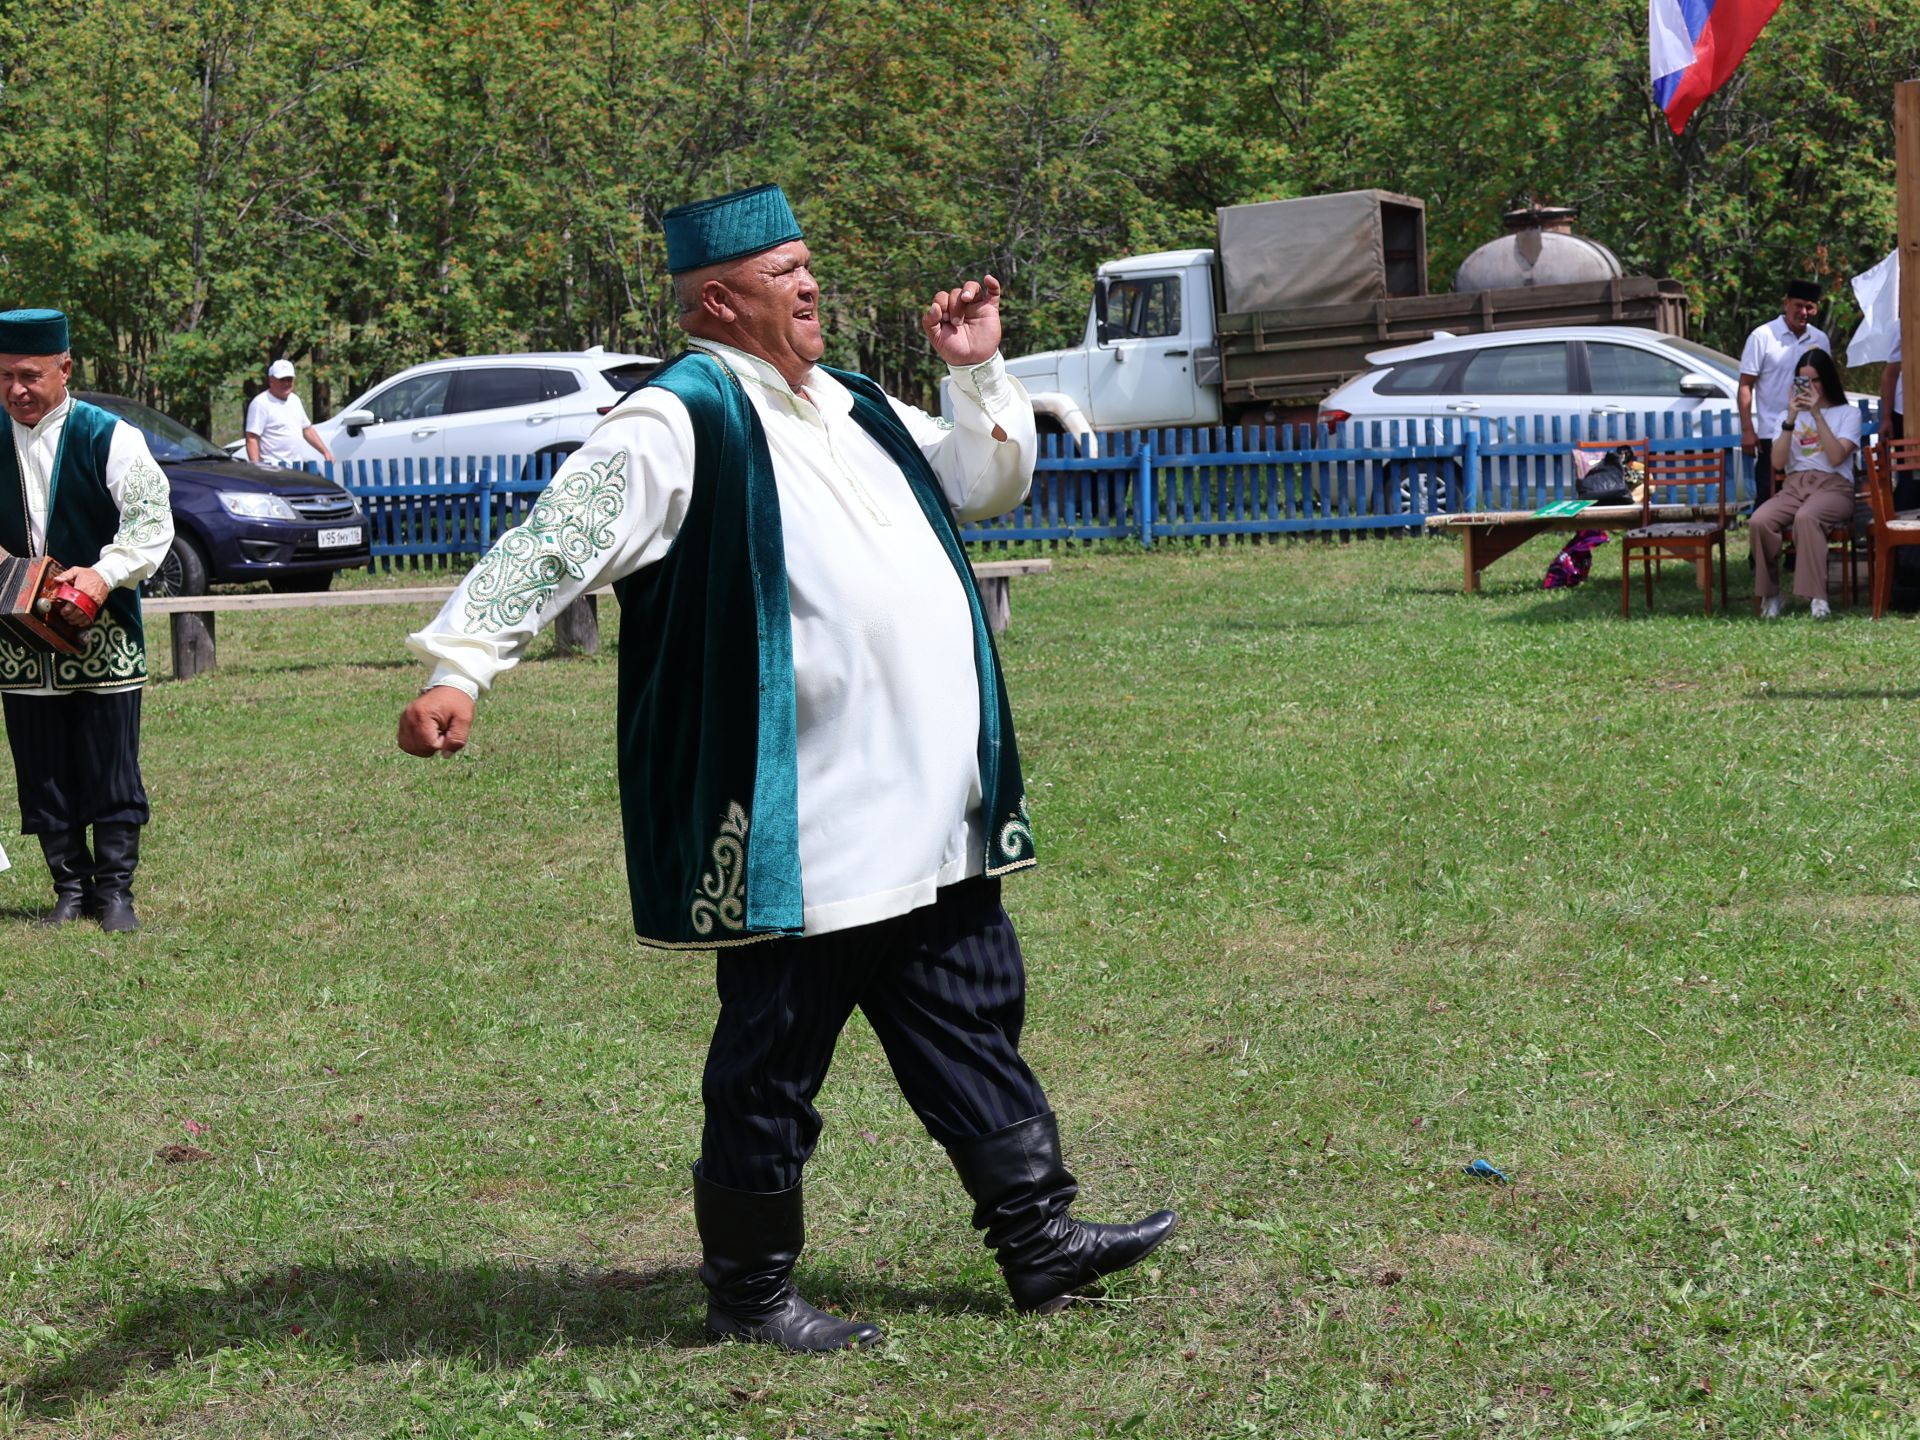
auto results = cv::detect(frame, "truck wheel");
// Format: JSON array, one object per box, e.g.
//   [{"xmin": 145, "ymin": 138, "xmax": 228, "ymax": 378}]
[
  {"xmin": 143, "ymin": 535, "xmax": 209, "ymax": 597},
  {"xmin": 1034, "ymin": 418, "xmax": 1081, "ymax": 459}
]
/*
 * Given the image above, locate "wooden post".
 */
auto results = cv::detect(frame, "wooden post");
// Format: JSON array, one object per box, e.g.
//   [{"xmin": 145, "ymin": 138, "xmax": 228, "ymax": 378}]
[
  {"xmin": 978, "ymin": 576, "xmax": 1011, "ymax": 635},
  {"xmin": 552, "ymin": 594, "xmax": 600, "ymax": 655},
  {"xmin": 1898, "ymin": 81, "xmax": 1918, "ymax": 431},
  {"xmin": 169, "ymin": 610, "xmax": 216, "ymax": 680}
]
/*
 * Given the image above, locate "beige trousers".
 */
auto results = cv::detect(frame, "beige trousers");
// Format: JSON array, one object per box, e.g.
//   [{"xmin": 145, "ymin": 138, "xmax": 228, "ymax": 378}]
[{"xmin": 1749, "ymin": 467, "xmax": 1855, "ymax": 602}]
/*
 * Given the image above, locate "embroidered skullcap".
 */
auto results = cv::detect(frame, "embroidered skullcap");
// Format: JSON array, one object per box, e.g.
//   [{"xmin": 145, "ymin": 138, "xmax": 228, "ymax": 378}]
[
  {"xmin": 0, "ymin": 309, "xmax": 69, "ymax": 355},
  {"xmin": 1783, "ymin": 279, "xmax": 1821, "ymax": 303},
  {"xmin": 663, "ymin": 184, "xmax": 803, "ymax": 275}
]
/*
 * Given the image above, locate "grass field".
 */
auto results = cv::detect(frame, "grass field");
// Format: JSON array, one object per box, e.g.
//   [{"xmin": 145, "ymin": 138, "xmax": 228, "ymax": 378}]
[{"xmin": 4, "ymin": 536, "xmax": 1920, "ymax": 1438}]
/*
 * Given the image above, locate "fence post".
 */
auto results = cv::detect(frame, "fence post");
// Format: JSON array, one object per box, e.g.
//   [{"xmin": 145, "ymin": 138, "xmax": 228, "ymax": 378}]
[
  {"xmin": 478, "ymin": 456, "xmax": 494, "ymax": 552},
  {"xmin": 1462, "ymin": 425, "xmax": 1481, "ymax": 511},
  {"xmin": 1135, "ymin": 437, "xmax": 1154, "ymax": 549}
]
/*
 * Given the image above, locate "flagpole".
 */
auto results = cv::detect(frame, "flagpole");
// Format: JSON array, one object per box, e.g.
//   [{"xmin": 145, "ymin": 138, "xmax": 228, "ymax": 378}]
[{"xmin": 1899, "ymin": 80, "xmax": 1918, "ymax": 430}]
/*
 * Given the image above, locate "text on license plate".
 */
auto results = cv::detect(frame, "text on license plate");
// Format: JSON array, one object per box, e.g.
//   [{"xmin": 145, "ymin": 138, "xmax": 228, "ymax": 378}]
[{"xmin": 318, "ymin": 527, "xmax": 363, "ymax": 549}]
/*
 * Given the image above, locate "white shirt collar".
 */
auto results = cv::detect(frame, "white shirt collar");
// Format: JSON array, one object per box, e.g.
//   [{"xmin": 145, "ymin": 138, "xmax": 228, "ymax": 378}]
[{"xmin": 687, "ymin": 338, "xmax": 851, "ymax": 420}]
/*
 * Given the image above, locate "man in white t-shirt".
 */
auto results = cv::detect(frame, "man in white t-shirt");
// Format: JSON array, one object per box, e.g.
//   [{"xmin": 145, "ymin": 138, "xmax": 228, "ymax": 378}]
[
  {"xmin": 244, "ymin": 359, "xmax": 333, "ymax": 467},
  {"xmin": 1739, "ymin": 280, "xmax": 1830, "ymax": 505}
]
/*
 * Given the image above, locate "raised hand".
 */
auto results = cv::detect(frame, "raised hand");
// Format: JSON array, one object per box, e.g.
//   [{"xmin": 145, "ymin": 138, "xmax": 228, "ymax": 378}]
[{"xmin": 922, "ymin": 274, "xmax": 1003, "ymax": 368}]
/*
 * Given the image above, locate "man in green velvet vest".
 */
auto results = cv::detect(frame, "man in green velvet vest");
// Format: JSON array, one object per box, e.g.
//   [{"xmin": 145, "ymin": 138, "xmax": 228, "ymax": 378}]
[
  {"xmin": 1, "ymin": 308, "xmax": 174, "ymax": 931},
  {"xmin": 397, "ymin": 186, "xmax": 1176, "ymax": 1352}
]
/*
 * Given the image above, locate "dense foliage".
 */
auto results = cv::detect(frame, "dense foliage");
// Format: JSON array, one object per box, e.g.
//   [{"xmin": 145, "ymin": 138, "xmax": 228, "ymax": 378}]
[{"xmin": 2, "ymin": 0, "xmax": 1916, "ymax": 429}]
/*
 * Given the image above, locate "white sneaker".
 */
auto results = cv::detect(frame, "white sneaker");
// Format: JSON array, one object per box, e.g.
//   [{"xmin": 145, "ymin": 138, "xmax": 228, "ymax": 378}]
[
  {"xmin": 1761, "ymin": 596, "xmax": 1782, "ymax": 619},
  {"xmin": 1810, "ymin": 598, "xmax": 1832, "ymax": 620}
]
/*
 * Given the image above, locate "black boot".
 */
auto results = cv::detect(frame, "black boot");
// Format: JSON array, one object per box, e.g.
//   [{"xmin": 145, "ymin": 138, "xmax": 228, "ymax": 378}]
[
  {"xmin": 34, "ymin": 830, "xmax": 93, "ymax": 926},
  {"xmin": 947, "ymin": 1112, "xmax": 1178, "ymax": 1314},
  {"xmin": 692, "ymin": 1166, "xmax": 883, "ymax": 1352},
  {"xmin": 88, "ymin": 823, "xmax": 141, "ymax": 933}
]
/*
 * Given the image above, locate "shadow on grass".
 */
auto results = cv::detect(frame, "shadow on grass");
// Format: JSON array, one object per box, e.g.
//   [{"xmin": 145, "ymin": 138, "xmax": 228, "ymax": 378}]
[
  {"xmin": 1747, "ymin": 686, "xmax": 1920, "ymax": 702},
  {"xmin": 1492, "ymin": 583, "xmax": 1760, "ymax": 624},
  {"xmin": 6, "ymin": 1258, "xmax": 1003, "ymax": 1417},
  {"xmin": 1210, "ymin": 617, "xmax": 1384, "ymax": 631}
]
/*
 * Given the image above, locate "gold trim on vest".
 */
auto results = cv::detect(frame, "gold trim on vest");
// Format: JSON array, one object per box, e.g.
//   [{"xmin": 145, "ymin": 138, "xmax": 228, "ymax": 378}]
[{"xmin": 691, "ymin": 802, "xmax": 750, "ymax": 936}]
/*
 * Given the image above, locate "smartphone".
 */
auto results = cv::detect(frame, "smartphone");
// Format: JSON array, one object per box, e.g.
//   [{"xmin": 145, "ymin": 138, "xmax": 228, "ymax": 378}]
[{"xmin": 1792, "ymin": 377, "xmax": 1815, "ymax": 404}]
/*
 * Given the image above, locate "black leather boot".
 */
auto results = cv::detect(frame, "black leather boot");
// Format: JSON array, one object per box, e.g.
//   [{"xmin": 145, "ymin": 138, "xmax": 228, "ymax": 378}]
[
  {"xmin": 947, "ymin": 1112, "xmax": 1178, "ymax": 1314},
  {"xmin": 88, "ymin": 823, "xmax": 141, "ymax": 933},
  {"xmin": 692, "ymin": 1166, "xmax": 883, "ymax": 1352},
  {"xmin": 34, "ymin": 830, "xmax": 93, "ymax": 926}
]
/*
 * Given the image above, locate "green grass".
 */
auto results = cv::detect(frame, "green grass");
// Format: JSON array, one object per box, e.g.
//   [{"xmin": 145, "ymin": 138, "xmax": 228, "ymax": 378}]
[{"xmin": 5, "ymin": 537, "xmax": 1920, "ymax": 1438}]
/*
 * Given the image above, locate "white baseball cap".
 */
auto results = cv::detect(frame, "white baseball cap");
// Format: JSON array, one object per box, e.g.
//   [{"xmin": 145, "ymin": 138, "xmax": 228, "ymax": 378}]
[{"xmin": 267, "ymin": 359, "xmax": 296, "ymax": 379}]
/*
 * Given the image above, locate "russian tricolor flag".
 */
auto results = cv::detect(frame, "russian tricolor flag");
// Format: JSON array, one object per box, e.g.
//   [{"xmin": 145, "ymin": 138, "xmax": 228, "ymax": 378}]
[{"xmin": 1650, "ymin": 0, "xmax": 1783, "ymax": 134}]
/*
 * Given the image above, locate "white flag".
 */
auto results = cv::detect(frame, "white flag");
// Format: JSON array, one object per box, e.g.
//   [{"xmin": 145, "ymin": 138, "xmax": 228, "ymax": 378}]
[{"xmin": 1847, "ymin": 250, "xmax": 1901, "ymax": 368}]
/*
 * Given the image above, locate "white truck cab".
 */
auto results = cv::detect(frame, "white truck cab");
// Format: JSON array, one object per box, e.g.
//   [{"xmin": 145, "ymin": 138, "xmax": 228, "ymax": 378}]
[
  {"xmin": 990, "ymin": 250, "xmax": 1222, "ymax": 444},
  {"xmin": 962, "ymin": 191, "xmax": 1687, "ymax": 445}
]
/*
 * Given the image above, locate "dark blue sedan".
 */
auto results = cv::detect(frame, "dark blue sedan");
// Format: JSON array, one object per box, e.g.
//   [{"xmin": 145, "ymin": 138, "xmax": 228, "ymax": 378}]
[{"xmin": 79, "ymin": 392, "xmax": 370, "ymax": 595}]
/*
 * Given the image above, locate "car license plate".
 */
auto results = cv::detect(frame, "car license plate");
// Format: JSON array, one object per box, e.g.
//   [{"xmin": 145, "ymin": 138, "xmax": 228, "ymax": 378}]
[{"xmin": 318, "ymin": 526, "xmax": 362, "ymax": 549}]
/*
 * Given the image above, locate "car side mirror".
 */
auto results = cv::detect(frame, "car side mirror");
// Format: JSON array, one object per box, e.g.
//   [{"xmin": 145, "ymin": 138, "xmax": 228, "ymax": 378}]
[
  {"xmin": 1678, "ymin": 374, "xmax": 1721, "ymax": 399},
  {"xmin": 339, "ymin": 409, "xmax": 375, "ymax": 436}
]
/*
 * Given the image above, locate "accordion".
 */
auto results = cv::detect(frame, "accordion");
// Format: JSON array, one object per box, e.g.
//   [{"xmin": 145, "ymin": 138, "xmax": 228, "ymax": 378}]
[{"xmin": 0, "ymin": 548, "xmax": 95, "ymax": 656}]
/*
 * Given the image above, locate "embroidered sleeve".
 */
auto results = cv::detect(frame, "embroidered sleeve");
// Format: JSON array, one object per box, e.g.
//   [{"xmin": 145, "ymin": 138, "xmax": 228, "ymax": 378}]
[
  {"xmin": 461, "ymin": 452, "xmax": 628, "ymax": 630},
  {"xmin": 93, "ymin": 430, "xmax": 176, "ymax": 590},
  {"xmin": 407, "ymin": 395, "xmax": 696, "ymax": 694}
]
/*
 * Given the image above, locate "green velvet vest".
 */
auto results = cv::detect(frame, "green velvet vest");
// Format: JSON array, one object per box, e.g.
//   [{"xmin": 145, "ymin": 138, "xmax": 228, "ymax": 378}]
[
  {"xmin": 0, "ymin": 400, "xmax": 148, "ymax": 691},
  {"xmin": 614, "ymin": 353, "xmax": 1034, "ymax": 949}
]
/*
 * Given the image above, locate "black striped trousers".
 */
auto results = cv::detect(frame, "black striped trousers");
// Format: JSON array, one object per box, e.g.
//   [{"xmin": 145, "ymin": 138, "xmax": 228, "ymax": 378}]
[
  {"xmin": 700, "ymin": 875, "xmax": 1050, "ymax": 1192},
  {"xmin": 2, "ymin": 690, "xmax": 149, "ymax": 835}
]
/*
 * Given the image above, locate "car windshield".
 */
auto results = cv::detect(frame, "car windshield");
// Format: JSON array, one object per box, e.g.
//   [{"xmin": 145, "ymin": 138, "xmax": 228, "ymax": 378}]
[
  {"xmin": 82, "ymin": 394, "xmax": 228, "ymax": 462},
  {"xmin": 1659, "ymin": 336, "xmax": 1743, "ymax": 381}
]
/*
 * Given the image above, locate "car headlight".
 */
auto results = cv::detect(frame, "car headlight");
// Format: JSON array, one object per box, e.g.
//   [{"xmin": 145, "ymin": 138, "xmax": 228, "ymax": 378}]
[{"xmin": 218, "ymin": 491, "xmax": 299, "ymax": 520}]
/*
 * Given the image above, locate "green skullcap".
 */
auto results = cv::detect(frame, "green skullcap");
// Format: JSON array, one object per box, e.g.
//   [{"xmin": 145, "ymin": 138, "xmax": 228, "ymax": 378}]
[
  {"xmin": 0, "ymin": 309, "xmax": 69, "ymax": 355},
  {"xmin": 663, "ymin": 184, "xmax": 803, "ymax": 275}
]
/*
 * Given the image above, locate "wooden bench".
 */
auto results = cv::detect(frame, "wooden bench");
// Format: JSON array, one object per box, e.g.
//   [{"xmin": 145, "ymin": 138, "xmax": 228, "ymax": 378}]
[
  {"xmin": 141, "ymin": 557, "xmax": 1052, "ymax": 681},
  {"xmin": 1424, "ymin": 506, "xmax": 1729, "ymax": 594}
]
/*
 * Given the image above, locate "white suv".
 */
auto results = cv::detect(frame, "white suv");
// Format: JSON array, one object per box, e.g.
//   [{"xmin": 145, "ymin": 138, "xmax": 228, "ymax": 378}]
[
  {"xmin": 1317, "ymin": 327, "xmax": 1744, "ymax": 514},
  {"xmin": 1319, "ymin": 327, "xmax": 1743, "ymax": 434},
  {"xmin": 250, "ymin": 348, "xmax": 662, "ymax": 470}
]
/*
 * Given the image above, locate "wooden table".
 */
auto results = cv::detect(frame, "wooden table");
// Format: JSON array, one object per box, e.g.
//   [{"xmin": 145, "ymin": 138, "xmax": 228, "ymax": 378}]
[
  {"xmin": 1425, "ymin": 506, "xmax": 1728, "ymax": 594},
  {"xmin": 142, "ymin": 558, "xmax": 1052, "ymax": 681}
]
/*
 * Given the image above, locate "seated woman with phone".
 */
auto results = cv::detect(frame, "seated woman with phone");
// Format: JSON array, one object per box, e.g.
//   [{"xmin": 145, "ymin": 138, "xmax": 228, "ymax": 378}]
[{"xmin": 1750, "ymin": 346, "xmax": 1861, "ymax": 619}]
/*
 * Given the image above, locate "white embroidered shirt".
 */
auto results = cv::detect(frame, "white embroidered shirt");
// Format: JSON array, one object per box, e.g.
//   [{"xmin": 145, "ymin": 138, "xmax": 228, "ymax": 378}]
[
  {"xmin": 9, "ymin": 396, "xmax": 174, "ymax": 697},
  {"xmin": 408, "ymin": 345, "xmax": 1035, "ymax": 936}
]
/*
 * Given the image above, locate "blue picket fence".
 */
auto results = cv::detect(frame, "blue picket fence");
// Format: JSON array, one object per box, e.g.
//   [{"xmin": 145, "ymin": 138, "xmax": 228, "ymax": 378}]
[
  {"xmin": 279, "ymin": 407, "xmax": 1822, "ymax": 569},
  {"xmin": 962, "ymin": 409, "xmax": 1760, "ymax": 549}
]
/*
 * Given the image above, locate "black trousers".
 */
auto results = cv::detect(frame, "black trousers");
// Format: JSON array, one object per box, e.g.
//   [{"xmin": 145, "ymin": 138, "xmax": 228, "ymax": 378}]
[
  {"xmin": 700, "ymin": 876, "xmax": 1050, "ymax": 1192},
  {"xmin": 2, "ymin": 690, "xmax": 149, "ymax": 835},
  {"xmin": 1751, "ymin": 444, "xmax": 1776, "ymax": 507}
]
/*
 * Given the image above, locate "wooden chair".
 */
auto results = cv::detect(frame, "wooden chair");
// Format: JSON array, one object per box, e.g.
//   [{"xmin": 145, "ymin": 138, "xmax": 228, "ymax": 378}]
[
  {"xmin": 1620, "ymin": 449, "xmax": 1729, "ymax": 616},
  {"xmin": 1864, "ymin": 434, "xmax": 1920, "ymax": 619}
]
